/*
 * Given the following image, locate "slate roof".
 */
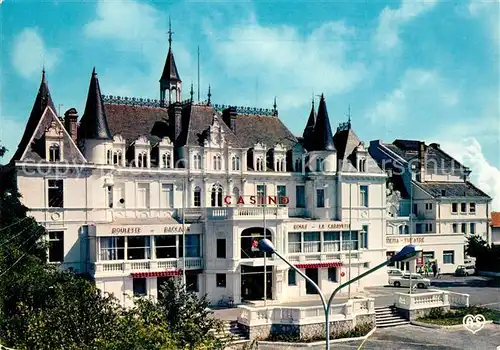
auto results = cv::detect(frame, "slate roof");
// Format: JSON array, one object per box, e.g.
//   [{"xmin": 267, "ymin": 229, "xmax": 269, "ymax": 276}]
[
  {"xmin": 160, "ymin": 48, "xmax": 181, "ymax": 83},
  {"xmin": 233, "ymin": 114, "xmax": 298, "ymax": 149},
  {"xmin": 302, "ymin": 101, "xmax": 316, "ymax": 151},
  {"xmin": 309, "ymin": 94, "xmax": 335, "ymax": 151},
  {"xmin": 12, "ymin": 70, "xmax": 56, "ymax": 162},
  {"xmin": 417, "ymin": 181, "xmax": 490, "ymax": 198},
  {"xmin": 78, "ymin": 69, "xmax": 113, "ymax": 140},
  {"xmin": 105, "ymin": 104, "xmax": 170, "ymax": 145}
]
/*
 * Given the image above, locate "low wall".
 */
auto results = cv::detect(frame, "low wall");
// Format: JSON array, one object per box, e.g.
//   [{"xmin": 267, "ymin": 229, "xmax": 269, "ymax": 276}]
[
  {"xmin": 237, "ymin": 298, "xmax": 375, "ymax": 341},
  {"xmin": 394, "ymin": 290, "xmax": 469, "ymax": 321}
]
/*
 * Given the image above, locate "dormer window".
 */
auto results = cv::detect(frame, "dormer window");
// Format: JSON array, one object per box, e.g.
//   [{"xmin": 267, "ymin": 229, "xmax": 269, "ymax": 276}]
[
  {"xmin": 106, "ymin": 149, "xmax": 112, "ymax": 164},
  {"xmin": 276, "ymin": 158, "xmax": 285, "ymax": 172},
  {"xmin": 232, "ymin": 155, "xmax": 240, "ymax": 171},
  {"xmin": 213, "ymin": 154, "xmax": 222, "ymax": 170},
  {"xmin": 48, "ymin": 144, "xmax": 61, "ymax": 162},
  {"xmin": 359, "ymin": 158, "xmax": 367, "ymax": 172},
  {"xmin": 256, "ymin": 157, "xmax": 264, "ymax": 171},
  {"xmin": 295, "ymin": 158, "xmax": 302, "ymax": 172},
  {"xmin": 113, "ymin": 151, "xmax": 122, "ymax": 166},
  {"xmin": 316, "ymin": 157, "xmax": 324, "ymax": 172},
  {"xmin": 193, "ymin": 154, "xmax": 202, "ymax": 170},
  {"xmin": 162, "ymin": 153, "xmax": 172, "ymax": 169},
  {"xmin": 137, "ymin": 152, "xmax": 148, "ymax": 168}
]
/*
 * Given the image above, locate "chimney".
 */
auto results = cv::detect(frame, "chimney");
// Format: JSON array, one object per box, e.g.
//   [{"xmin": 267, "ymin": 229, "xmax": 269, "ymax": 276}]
[
  {"xmin": 418, "ymin": 141, "xmax": 426, "ymax": 182},
  {"xmin": 222, "ymin": 107, "xmax": 237, "ymax": 133},
  {"xmin": 170, "ymin": 102, "xmax": 183, "ymax": 143},
  {"xmin": 64, "ymin": 108, "xmax": 79, "ymax": 144}
]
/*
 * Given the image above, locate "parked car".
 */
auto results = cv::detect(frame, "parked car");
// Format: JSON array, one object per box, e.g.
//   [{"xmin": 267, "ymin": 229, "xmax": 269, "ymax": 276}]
[
  {"xmin": 387, "ymin": 268, "xmax": 404, "ymax": 277},
  {"xmin": 455, "ymin": 265, "xmax": 475, "ymax": 276},
  {"xmin": 389, "ymin": 273, "xmax": 431, "ymax": 289}
]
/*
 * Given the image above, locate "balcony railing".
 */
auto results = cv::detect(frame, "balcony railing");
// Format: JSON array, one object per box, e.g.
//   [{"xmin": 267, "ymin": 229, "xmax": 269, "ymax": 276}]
[
  {"xmin": 92, "ymin": 257, "xmax": 203, "ymax": 276},
  {"xmin": 176, "ymin": 207, "xmax": 289, "ymax": 221}
]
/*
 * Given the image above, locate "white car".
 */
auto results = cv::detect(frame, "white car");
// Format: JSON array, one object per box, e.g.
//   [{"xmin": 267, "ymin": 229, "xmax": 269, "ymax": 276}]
[
  {"xmin": 387, "ymin": 268, "xmax": 404, "ymax": 277},
  {"xmin": 389, "ymin": 273, "xmax": 431, "ymax": 289}
]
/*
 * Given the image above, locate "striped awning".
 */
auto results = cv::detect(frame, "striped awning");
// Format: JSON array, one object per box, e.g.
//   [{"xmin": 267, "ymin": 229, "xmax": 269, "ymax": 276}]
[
  {"xmin": 131, "ymin": 270, "xmax": 181, "ymax": 278},
  {"xmin": 295, "ymin": 261, "xmax": 343, "ymax": 269}
]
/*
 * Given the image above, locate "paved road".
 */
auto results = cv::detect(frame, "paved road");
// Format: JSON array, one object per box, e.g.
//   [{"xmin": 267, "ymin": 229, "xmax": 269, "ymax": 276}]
[{"xmin": 257, "ymin": 324, "xmax": 500, "ymax": 349}]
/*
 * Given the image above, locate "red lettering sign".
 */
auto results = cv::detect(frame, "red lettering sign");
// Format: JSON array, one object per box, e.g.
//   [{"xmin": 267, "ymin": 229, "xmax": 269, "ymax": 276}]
[{"xmin": 224, "ymin": 196, "xmax": 232, "ymax": 205}]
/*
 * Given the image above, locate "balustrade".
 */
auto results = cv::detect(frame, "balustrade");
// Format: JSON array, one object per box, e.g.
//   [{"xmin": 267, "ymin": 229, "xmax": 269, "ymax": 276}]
[{"xmin": 93, "ymin": 257, "xmax": 202, "ymax": 276}]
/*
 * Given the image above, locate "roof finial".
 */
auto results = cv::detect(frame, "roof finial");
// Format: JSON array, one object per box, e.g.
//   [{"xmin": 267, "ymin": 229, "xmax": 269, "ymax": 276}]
[
  {"xmin": 347, "ymin": 104, "xmax": 351, "ymax": 127},
  {"xmin": 190, "ymin": 82, "xmax": 194, "ymax": 101},
  {"xmin": 273, "ymin": 96, "xmax": 277, "ymax": 116},
  {"xmin": 168, "ymin": 17, "xmax": 174, "ymax": 49},
  {"xmin": 207, "ymin": 84, "xmax": 212, "ymax": 105}
]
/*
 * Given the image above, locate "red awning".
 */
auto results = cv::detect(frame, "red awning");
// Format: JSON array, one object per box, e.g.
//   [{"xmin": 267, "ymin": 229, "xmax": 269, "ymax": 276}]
[
  {"xmin": 295, "ymin": 261, "xmax": 343, "ymax": 269},
  {"xmin": 131, "ymin": 270, "xmax": 181, "ymax": 278}
]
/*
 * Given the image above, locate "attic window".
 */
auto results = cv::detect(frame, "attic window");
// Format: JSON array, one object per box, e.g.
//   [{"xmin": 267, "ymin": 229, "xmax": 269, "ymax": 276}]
[
  {"xmin": 276, "ymin": 158, "xmax": 285, "ymax": 172},
  {"xmin": 295, "ymin": 158, "xmax": 302, "ymax": 173},
  {"xmin": 256, "ymin": 157, "xmax": 264, "ymax": 171},
  {"xmin": 441, "ymin": 190, "xmax": 446, "ymax": 196},
  {"xmin": 213, "ymin": 154, "xmax": 222, "ymax": 170},
  {"xmin": 316, "ymin": 158, "xmax": 324, "ymax": 172},
  {"xmin": 49, "ymin": 144, "xmax": 61, "ymax": 162},
  {"xmin": 162, "ymin": 153, "xmax": 172, "ymax": 169},
  {"xmin": 359, "ymin": 159, "xmax": 367, "ymax": 172},
  {"xmin": 232, "ymin": 155, "xmax": 240, "ymax": 171}
]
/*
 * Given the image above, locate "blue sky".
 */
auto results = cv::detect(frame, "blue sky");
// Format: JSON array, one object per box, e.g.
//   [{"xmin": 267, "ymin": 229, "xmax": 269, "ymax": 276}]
[{"xmin": 0, "ymin": 0, "xmax": 499, "ymax": 208}]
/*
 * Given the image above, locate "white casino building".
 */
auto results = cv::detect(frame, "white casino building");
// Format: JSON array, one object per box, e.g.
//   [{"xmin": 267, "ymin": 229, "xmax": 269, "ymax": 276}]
[{"xmin": 7, "ymin": 36, "xmax": 390, "ymax": 307}]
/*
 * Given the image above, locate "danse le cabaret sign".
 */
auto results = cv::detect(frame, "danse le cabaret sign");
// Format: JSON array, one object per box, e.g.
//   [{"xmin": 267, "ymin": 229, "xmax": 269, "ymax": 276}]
[{"xmin": 223, "ymin": 195, "xmax": 290, "ymax": 206}]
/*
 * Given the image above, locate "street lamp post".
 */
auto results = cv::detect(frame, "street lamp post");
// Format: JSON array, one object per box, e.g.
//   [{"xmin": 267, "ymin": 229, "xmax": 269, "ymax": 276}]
[{"xmin": 258, "ymin": 239, "xmax": 422, "ymax": 350}]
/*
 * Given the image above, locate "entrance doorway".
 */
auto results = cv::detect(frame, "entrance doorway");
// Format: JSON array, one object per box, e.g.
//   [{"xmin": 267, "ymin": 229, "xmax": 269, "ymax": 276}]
[
  {"xmin": 305, "ymin": 268, "xmax": 319, "ymax": 294},
  {"xmin": 241, "ymin": 265, "xmax": 272, "ymax": 301}
]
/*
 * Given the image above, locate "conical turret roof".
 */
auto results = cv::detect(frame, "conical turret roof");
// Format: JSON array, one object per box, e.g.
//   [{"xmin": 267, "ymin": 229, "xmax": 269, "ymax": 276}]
[{"xmin": 310, "ymin": 94, "xmax": 335, "ymax": 151}]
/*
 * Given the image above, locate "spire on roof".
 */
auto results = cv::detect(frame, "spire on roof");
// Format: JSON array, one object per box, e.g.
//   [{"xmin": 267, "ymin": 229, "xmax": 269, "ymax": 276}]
[
  {"xmin": 12, "ymin": 69, "xmax": 56, "ymax": 161},
  {"xmin": 79, "ymin": 68, "xmax": 112, "ymax": 140},
  {"xmin": 160, "ymin": 20, "xmax": 181, "ymax": 84},
  {"xmin": 273, "ymin": 96, "xmax": 278, "ymax": 116},
  {"xmin": 168, "ymin": 17, "xmax": 173, "ymax": 49},
  {"xmin": 190, "ymin": 82, "xmax": 194, "ymax": 101},
  {"xmin": 310, "ymin": 94, "xmax": 335, "ymax": 151},
  {"xmin": 207, "ymin": 85, "xmax": 212, "ymax": 105},
  {"xmin": 302, "ymin": 97, "xmax": 316, "ymax": 150}
]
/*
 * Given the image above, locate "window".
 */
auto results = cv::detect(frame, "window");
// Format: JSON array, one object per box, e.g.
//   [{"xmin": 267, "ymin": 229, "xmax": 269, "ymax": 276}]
[
  {"xmin": 452, "ymin": 203, "xmax": 458, "ymax": 213},
  {"xmin": 425, "ymin": 223, "xmax": 433, "ymax": 233},
  {"xmin": 213, "ymin": 154, "xmax": 222, "ymax": 170},
  {"xmin": 257, "ymin": 185, "xmax": 266, "ymax": 206},
  {"xmin": 48, "ymin": 231, "xmax": 64, "ymax": 263},
  {"xmin": 296, "ymin": 185, "xmax": 305, "ymax": 208},
  {"xmin": 106, "ymin": 149, "xmax": 112, "ymax": 164},
  {"xmin": 193, "ymin": 186, "xmax": 201, "ymax": 207},
  {"xmin": 360, "ymin": 186, "xmax": 368, "ymax": 207},
  {"xmin": 133, "ymin": 278, "xmax": 147, "ymax": 296},
  {"xmin": 155, "ymin": 235, "xmax": 177, "ymax": 258},
  {"xmin": 49, "ymin": 144, "xmax": 61, "ymax": 162},
  {"xmin": 323, "ymin": 232, "xmax": 340, "ymax": 252},
  {"xmin": 162, "ymin": 153, "xmax": 172, "ymax": 168},
  {"xmin": 288, "ymin": 232, "xmax": 301, "ymax": 253},
  {"xmin": 276, "ymin": 158, "xmax": 285, "ymax": 172},
  {"xmin": 211, "ymin": 184, "xmax": 223, "ymax": 207},
  {"xmin": 342, "ymin": 231, "xmax": 358, "ymax": 250},
  {"xmin": 232, "ymin": 155, "xmax": 240, "ymax": 171},
  {"xmin": 107, "ymin": 185, "xmax": 113, "ymax": 208},
  {"xmin": 217, "ymin": 239, "xmax": 226, "ymax": 258},
  {"xmin": 193, "ymin": 154, "xmax": 202, "ymax": 169},
  {"xmin": 443, "ymin": 251, "xmax": 455, "ymax": 264},
  {"xmin": 360, "ymin": 225, "xmax": 368, "ymax": 249},
  {"xmin": 328, "ymin": 267, "xmax": 337, "ymax": 282},
  {"xmin": 137, "ymin": 152, "xmax": 148, "ymax": 168},
  {"xmin": 161, "ymin": 184, "xmax": 174, "ymax": 208},
  {"xmin": 127, "ymin": 236, "xmax": 151, "ymax": 260},
  {"xmin": 358, "ymin": 159, "xmax": 366, "ymax": 172},
  {"xmin": 99, "ymin": 237, "xmax": 125, "ymax": 260},
  {"xmin": 425, "ymin": 203, "xmax": 433, "ymax": 210},
  {"xmin": 461, "ymin": 223, "xmax": 467, "ymax": 233},
  {"xmin": 304, "ymin": 232, "xmax": 320, "ymax": 253},
  {"xmin": 295, "ymin": 158, "xmax": 302, "ymax": 172},
  {"xmin": 416, "ymin": 223, "xmax": 423, "ymax": 233},
  {"xmin": 137, "ymin": 183, "xmax": 150, "ymax": 208},
  {"xmin": 460, "ymin": 203, "xmax": 467, "ymax": 213},
  {"xmin": 452, "ymin": 223, "xmax": 458, "ymax": 233},
  {"xmin": 113, "ymin": 151, "xmax": 122, "ymax": 165},
  {"xmin": 470, "ymin": 223, "xmax": 476, "ymax": 234},
  {"xmin": 186, "ymin": 273, "xmax": 198, "ymax": 292},
  {"xmin": 256, "ymin": 157, "xmax": 264, "ymax": 171},
  {"xmin": 316, "ymin": 157, "xmax": 323, "ymax": 172},
  {"xmin": 316, "ymin": 189, "xmax": 325, "ymax": 208},
  {"xmin": 180, "ymin": 234, "xmax": 201, "ymax": 257},
  {"xmin": 48, "ymin": 179, "xmax": 64, "ymax": 208},
  {"xmin": 288, "ymin": 269, "xmax": 296, "ymax": 286},
  {"xmin": 469, "ymin": 203, "xmax": 476, "ymax": 214},
  {"xmin": 277, "ymin": 185, "xmax": 287, "ymax": 206},
  {"xmin": 413, "ymin": 203, "xmax": 418, "ymax": 215},
  {"xmin": 216, "ymin": 274, "xmax": 226, "ymax": 287}
]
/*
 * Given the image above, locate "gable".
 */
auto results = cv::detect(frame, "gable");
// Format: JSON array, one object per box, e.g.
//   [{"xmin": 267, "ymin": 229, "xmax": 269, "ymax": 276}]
[{"xmin": 19, "ymin": 106, "xmax": 86, "ymax": 163}]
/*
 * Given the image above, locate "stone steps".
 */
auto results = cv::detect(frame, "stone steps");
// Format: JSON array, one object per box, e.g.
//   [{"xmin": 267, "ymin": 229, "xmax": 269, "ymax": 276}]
[
  {"xmin": 211, "ymin": 320, "xmax": 248, "ymax": 343},
  {"xmin": 375, "ymin": 306, "xmax": 410, "ymax": 328}
]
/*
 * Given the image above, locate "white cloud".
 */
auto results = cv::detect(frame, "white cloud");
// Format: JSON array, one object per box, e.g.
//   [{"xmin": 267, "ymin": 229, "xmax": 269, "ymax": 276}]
[
  {"xmin": 12, "ymin": 27, "xmax": 60, "ymax": 80},
  {"xmin": 375, "ymin": 0, "xmax": 438, "ymax": 51},
  {"xmin": 440, "ymin": 138, "xmax": 500, "ymax": 211},
  {"xmin": 468, "ymin": 0, "xmax": 500, "ymax": 47},
  {"xmin": 206, "ymin": 20, "xmax": 366, "ymax": 109},
  {"xmin": 367, "ymin": 69, "xmax": 458, "ymax": 123}
]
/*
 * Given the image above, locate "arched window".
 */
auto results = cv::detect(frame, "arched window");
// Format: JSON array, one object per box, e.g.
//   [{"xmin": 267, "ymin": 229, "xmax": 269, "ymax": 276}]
[
  {"xmin": 256, "ymin": 157, "xmax": 264, "ymax": 171},
  {"xmin": 211, "ymin": 184, "xmax": 223, "ymax": 207},
  {"xmin": 213, "ymin": 154, "xmax": 222, "ymax": 170},
  {"xmin": 193, "ymin": 186, "xmax": 202, "ymax": 207},
  {"xmin": 162, "ymin": 154, "xmax": 167, "ymax": 168},
  {"xmin": 193, "ymin": 154, "xmax": 201, "ymax": 169},
  {"xmin": 232, "ymin": 155, "xmax": 240, "ymax": 171},
  {"xmin": 137, "ymin": 152, "xmax": 148, "ymax": 168},
  {"xmin": 162, "ymin": 153, "xmax": 171, "ymax": 168},
  {"xmin": 276, "ymin": 158, "xmax": 285, "ymax": 172},
  {"xmin": 360, "ymin": 159, "xmax": 367, "ymax": 172},
  {"xmin": 316, "ymin": 158, "xmax": 323, "ymax": 172},
  {"xmin": 106, "ymin": 149, "xmax": 112, "ymax": 164},
  {"xmin": 49, "ymin": 144, "xmax": 60, "ymax": 162},
  {"xmin": 295, "ymin": 158, "xmax": 302, "ymax": 172}
]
